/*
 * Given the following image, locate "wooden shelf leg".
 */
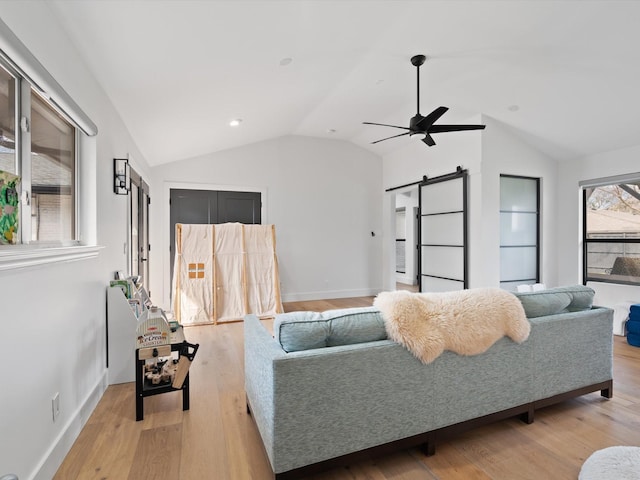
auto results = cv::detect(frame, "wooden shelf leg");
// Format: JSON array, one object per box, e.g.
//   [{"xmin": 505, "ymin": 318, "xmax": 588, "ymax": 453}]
[
  {"xmin": 136, "ymin": 394, "xmax": 144, "ymax": 421},
  {"xmin": 135, "ymin": 352, "xmax": 144, "ymax": 421},
  {"xmin": 182, "ymin": 374, "xmax": 190, "ymax": 411}
]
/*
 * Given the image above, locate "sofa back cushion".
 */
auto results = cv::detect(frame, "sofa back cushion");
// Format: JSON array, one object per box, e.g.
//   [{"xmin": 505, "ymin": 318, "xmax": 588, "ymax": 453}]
[
  {"xmin": 274, "ymin": 306, "xmax": 386, "ymax": 352},
  {"xmin": 514, "ymin": 285, "xmax": 595, "ymax": 318}
]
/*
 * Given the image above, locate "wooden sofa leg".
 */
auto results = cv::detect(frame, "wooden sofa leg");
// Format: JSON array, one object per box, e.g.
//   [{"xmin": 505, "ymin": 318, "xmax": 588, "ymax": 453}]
[
  {"xmin": 422, "ymin": 441, "xmax": 436, "ymax": 457},
  {"xmin": 520, "ymin": 406, "xmax": 534, "ymax": 424},
  {"xmin": 600, "ymin": 380, "xmax": 613, "ymax": 398}
]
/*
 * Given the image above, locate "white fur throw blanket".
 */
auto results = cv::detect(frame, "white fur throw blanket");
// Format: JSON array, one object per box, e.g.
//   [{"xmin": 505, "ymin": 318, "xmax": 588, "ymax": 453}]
[{"xmin": 373, "ymin": 288, "xmax": 530, "ymax": 364}]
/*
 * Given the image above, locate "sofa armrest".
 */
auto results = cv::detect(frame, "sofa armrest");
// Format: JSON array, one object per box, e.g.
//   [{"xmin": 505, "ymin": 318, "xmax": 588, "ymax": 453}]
[
  {"xmin": 244, "ymin": 314, "xmax": 287, "ymax": 467},
  {"xmin": 529, "ymin": 306, "xmax": 613, "ymax": 400}
]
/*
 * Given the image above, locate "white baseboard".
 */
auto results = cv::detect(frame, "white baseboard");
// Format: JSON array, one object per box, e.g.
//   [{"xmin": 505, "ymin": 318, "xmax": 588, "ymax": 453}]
[
  {"xmin": 395, "ymin": 274, "xmax": 416, "ymax": 285},
  {"xmin": 281, "ymin": 288, "xmax": 381, "ymax": 303},
  {"xmin": 31, "ymin": 370, "xmax": 108, "ymax": 480}
]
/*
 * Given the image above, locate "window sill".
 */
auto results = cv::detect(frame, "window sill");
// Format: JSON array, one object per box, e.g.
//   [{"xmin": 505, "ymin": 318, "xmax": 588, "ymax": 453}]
[
  {"xmin": 586, "ymin": 276, "xmax": 640, "ymax": 287},
  {"xmin": 0, "ymin": 244, "xmax": 103, "ymax": 271}
]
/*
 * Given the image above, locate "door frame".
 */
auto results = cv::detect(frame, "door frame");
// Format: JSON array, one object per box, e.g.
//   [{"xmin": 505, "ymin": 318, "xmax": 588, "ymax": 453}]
[
  {"xmin": 129, "ymin": 168, "xmax": 150, "ymax": 288},
  {"xmin": 383, "ymin": 184, "xmax": 418, "ymax": 292},
  {"xmin": 160, "ymin": 182, "xmax": 268, "ymax": 310}
]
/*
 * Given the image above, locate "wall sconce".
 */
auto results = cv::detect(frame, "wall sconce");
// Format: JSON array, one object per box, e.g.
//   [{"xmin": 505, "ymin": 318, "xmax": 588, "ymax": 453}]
[{"xmin": 114, "ymin": 158, "xmax": 130, "ymax": 195}]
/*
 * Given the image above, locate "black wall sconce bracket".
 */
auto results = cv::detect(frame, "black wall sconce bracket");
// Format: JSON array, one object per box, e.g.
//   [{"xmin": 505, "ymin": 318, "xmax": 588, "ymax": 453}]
[{"xmin": 114, "ymin": 158, "xmax": 130, "ymax": 195}]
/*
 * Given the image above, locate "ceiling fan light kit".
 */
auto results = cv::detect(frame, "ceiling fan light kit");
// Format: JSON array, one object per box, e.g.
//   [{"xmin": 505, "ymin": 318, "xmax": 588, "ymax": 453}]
[{"xmin": 364, "ymin": 54, "xmax": 485, "ymax": 147}]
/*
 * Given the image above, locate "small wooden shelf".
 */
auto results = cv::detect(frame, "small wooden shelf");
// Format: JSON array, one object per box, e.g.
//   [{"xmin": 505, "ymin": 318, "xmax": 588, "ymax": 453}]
[{"xmin": 135, "ymin": 334, "xmax": 193, "ymax": 421}]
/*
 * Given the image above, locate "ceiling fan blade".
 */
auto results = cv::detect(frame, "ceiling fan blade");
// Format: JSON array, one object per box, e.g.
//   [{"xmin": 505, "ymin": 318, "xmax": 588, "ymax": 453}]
[
  {"xmin": 429, "ymin": 124, "xmax": 486, "ymax": 133},
  {"xmin": 363, "ymin": 122, "xmax": 410, "ymax": 130},
  {"xmin": 415, "ymin": 106, "xmax": 448, "ymax": 130},
  {"xmin": 422, "ymin": 134, "xmax": 436, "ymax": 147},
  {"xmin": 371, "ymin": 132, "xmax": 411, "ymax": 144}
]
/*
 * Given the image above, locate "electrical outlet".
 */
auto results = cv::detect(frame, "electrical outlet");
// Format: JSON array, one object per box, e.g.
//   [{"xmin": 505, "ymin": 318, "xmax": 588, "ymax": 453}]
[{"xmin": 52, "ymin": 392, "xmax": 60, "ymax": 422}]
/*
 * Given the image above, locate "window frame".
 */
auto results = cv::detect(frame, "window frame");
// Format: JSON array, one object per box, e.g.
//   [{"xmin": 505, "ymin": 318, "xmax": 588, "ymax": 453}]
[
  {"xmin": 499, "ymin": 174, "xmax": 541, "ymax": 290},
  {"xmin": 28, "ymin": 87, "xmax": 79, "ymax": 244},
  {"xmin": 582, "ymin": 179, "xmax": 640, "ymax": 286},
  {"xmin": 0, "ymin": 21, "xmax": 101, "ymax": 270},
  {"xmin": 0, "ymin": 59, "xmax": 80, "ymax": 247}
]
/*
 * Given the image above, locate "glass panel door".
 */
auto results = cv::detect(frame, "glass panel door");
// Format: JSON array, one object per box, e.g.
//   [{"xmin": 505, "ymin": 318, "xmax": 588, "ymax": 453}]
[{"xmin": 418, "ymin": 170, "xmax": 468, "ymax": 292}]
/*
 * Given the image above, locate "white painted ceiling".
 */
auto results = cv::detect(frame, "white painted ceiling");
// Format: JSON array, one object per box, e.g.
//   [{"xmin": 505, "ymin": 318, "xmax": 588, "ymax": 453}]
[{"xmin": 49, "ymin": 0, "xmax": 640, "ymax": 166}]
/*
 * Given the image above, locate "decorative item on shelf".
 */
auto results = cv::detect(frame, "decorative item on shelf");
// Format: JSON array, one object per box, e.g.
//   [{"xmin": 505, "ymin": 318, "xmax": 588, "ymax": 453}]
[
  {"xmin": 128, "ymin": 275, "xmax": 142, "ymax": 289},
  {"xmin": 128, "ymin": 298, "xmax": 141, "ymax": 317},
  {"xmin": 110, "ymin": 279, "xmax": 133, "ymax": 298},
  {"xmin": 0, "ymin": 169, "xmax": 20, "ymax": 244},
  {"xmin": 113, "ymin": 158, "xmax": 130, "ymax": 195},
  {"xmin": 136, "ymin": 307, "xmax": 171, "ymax": 349},
  {"xmin": 144, "ymin": 356, "xmax": 179, "ymax": 386},
  {"xmin": 173, "ymin": 341, "xmax": 199, "ymax": 389}
]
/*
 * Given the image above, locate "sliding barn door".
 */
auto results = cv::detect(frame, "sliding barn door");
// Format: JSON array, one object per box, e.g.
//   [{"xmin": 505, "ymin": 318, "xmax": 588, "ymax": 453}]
[{"xmin": 418, "ymin": 170, "xmax": 468, "ymax": 292}]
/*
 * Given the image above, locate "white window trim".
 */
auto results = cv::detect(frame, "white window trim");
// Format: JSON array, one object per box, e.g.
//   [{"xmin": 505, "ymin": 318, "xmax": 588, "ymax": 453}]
[
  {"xmin": 579, "ymin": 172, "xmax": 640, "ymax": 188},
  {"xmin": 0, "ymin": 244, "xmax": 102, "ymax": 271}
]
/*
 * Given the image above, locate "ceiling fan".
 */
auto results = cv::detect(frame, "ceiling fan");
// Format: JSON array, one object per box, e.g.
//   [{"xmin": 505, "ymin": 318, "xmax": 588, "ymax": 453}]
[{"xmin": 364, "ymin": 54, "xmax": 485, "ymax": 146}]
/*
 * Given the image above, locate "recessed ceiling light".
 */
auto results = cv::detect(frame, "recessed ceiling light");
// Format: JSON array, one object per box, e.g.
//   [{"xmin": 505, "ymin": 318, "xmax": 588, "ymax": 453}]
[
  {"xmin": 279, "ymin": 57, "xmax": 293, "ymax": 66},
  {"xmin": 229, "ymin": 119, "xmax": 242, "ymax": 127}
]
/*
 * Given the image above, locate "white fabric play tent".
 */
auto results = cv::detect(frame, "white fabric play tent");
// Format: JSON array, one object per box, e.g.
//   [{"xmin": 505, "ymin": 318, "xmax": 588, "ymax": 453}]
[{"xmin": 171, "ymin": 223, "xmax": 283, "ymax": 325}]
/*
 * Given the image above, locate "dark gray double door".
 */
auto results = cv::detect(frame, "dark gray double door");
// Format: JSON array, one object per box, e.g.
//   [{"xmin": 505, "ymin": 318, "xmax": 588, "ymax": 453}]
[{"xmin": 169, "ymin": 188, "xmax": 261, "ymax": 284}]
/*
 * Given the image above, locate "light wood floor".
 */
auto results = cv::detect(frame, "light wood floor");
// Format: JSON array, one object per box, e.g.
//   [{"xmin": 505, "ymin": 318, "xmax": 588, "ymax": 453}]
[{"xmin": 55, "ymin": 297, "xmax": 640, "ymax": 480}]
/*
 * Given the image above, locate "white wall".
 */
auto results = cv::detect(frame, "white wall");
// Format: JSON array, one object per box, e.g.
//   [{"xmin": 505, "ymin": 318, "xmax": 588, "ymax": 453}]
[
  {"xmin": 149, "ymin": 135, "xmax": 383, "ymax": 307},
  {"xmin": 481, "ymin": 116, "xmax": 559, "ymax": 289},
  {"xmin": 557, "ymin": 144, "xmax": 640, "ymax": 307},
  {"xmin": 0, "ymin": 4, "xmax": 150, "ymax": 479},
  {"xmin": 381, "ymin": 115, "xmax": 558, "ymax": 292}
]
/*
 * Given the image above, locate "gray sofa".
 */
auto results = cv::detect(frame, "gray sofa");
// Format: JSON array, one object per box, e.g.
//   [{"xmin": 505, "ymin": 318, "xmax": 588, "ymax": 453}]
[{"xmin": 244, "ymin": 286, "xmax": 613, "ymax": 479}]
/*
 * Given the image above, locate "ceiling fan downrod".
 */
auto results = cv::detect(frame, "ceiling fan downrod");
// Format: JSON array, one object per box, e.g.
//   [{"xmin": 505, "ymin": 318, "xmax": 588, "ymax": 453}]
[{"xmin": 411, "ymin": 55, "xmax": 426, "ymax": 115}]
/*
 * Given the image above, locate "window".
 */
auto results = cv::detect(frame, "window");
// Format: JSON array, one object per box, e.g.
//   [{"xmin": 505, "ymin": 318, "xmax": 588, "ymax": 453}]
[
  {"xmin": 583, "ymin": 180, "xmax": 640, "ymax": 285},
  {"xmin": 0, "ymin": 59, "xmax": 77, "ymax": 245},
  {"xmin": 31, "ymin": 89, "xmax": 76, "ymax": 242},
  {"xmin": 500, "ymin": 175, "xmax": 540, "ymax": 290},
  {"xmin": 0, "ymin": 66, "xmax": 17, "ymax": 174},
  {"xmin": 0, "ymin": 16, "xmax": 99, "ymax": 269}
]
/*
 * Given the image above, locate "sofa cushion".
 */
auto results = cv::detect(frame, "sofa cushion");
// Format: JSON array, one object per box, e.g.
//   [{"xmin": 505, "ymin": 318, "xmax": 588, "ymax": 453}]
[
  {"xmin": 274, "ymin": 306, "xmax": 386, "ymax": 352},
  {"xmin": 514, "ymin": 285, "xmax": 595, "ymax": 318}
]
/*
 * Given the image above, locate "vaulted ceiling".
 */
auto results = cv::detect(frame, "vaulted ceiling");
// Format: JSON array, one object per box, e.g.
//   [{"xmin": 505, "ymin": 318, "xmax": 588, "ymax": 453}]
[{"xmin": 49, "ymin": 0, "xmax": 640, "ymax": 166}]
